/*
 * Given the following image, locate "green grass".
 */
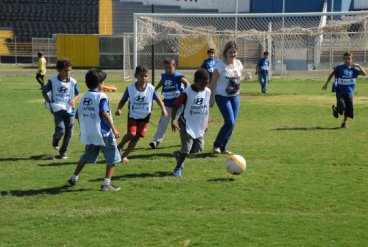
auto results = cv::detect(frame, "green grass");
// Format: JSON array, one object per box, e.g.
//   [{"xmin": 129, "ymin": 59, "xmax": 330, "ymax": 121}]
[{"xmin": 0, "ymin": 72, "xmax": 368, "ymax": 247}]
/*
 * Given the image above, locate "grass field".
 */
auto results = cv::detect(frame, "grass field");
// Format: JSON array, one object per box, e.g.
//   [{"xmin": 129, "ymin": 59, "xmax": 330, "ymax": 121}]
[{"xmin": 0, "ymin": 70, "xmax": 367, "ymax": 246}]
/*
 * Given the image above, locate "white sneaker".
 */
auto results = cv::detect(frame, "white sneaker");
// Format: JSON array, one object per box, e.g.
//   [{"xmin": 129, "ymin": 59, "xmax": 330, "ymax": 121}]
[{"xmin": 212, "ymin": 147, "xmax": 221, "ymax": 154}]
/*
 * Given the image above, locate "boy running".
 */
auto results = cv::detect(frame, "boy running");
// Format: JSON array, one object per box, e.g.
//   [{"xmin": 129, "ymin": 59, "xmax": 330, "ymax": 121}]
[
  {"xmin": 171, "ymin": 69, "xmax": 211, "ymax": 177},
  {"xmin": 201, "ymin": 48, "xmax": 218, "ymax": 83},
  {"xmin": 255, "ymin": 51, "xmax": 270, "ymax": 94},
  {"xmin": 322, "ymin": 52, "xmax": 367, "ymax": 128},
  {"xmin": 149, "ymin": 58, "xmax": 190, "ymax": 149},
  {"xmin": 66, "ymin": 69, "xmax": 121, "ymax": 191},
  {"xmin": 115, "ymin": 65, "xmax": 168, "ymax": 163},
  {"xmin": 36, "ymin": 51, "xmax": 47, "ymax": 89}
]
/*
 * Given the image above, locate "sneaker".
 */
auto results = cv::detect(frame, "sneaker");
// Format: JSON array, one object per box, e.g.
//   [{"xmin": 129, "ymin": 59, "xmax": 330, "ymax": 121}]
[
  {"xmin": 172, "ymin": 151, "xmax": 184, "ymax": 169},
  {"xmin": 55, "ymin": 153, "xmax": 68, "ymax": 160},
  {"xmin": 332, "ymin": 105, "xmax": 339, "ymax": 118},
  {"xmin": 341, "ymin": 122, "xmax": 348, "ymax": 128},
  {"xmin": 149, "ymin": 141, "xmax": 160, "ymax": 149},
  {"xmin": 53, "ymin": 146, "xmax": 60, "ymax": 150},
  {"xmin": 221, "ymin": 150, "xmax": 233, "ymax": 155},
  {"xmin": 65, "ymin": 178, "xmax": 77, "ymax": 187},
  {"xmin": 212, "ymin": 147, "xmax": 221, "ymax": 154},
  {"xmin": 100, "ymin": 184, "xmax": 121, "ymax": 192},
  {"xmin": 173, "ymin": 167, "xmax": 182, "ymax": 177}
]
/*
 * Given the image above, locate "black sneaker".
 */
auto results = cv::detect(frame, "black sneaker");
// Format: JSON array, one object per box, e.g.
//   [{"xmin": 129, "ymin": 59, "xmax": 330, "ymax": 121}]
[
  {"xmin": 332, "ymin": 105, "xmax": 339, "ymax": 118},
  {"xmin": 66, "ymin": 179, "xmax": 77, "ymax": 187},
  {"xmin": 149, "ymin": 141, "xmax": 159, "ymax": 149},
  {"xmin": 100, "ymin": 184, "xmax": 121, "ymax": 192},
  {"xmin": 55, "ymin": 153, "xmax": 68, "ymax": 160}
]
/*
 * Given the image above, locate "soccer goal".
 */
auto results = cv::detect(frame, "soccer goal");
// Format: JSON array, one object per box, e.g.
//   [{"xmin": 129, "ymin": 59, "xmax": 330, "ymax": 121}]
[{"xmin": 131, "ymin": 11, "xmax": 368, "ymax": 78}]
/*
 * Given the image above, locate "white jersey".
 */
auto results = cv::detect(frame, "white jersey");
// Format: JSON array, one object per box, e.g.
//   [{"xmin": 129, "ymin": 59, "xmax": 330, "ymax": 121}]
[
  {"xmin": 46, "ymin": 76, "xmax": 77, "ymax": 113},
  {"xmin": 183, "ymin": 86, "xmax": 211, "ymax": 139},
  {"xmin": 78, "ymin": 91, "xmax": 109, "ymax": 146},
  {"xmin": 127, "ymin": 83, "xmax": 155, "ymax": 119}
]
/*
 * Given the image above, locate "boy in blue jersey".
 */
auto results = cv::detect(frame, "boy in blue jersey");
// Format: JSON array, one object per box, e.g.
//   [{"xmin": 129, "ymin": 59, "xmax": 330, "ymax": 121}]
[
  {"xmin": 149, "ymin": 58, "xmax": 190, "ymax": 149},
  {"xmin": 42, "ymin": 58, "xmax": 80, "ymax": 159},
  {"xmin": 116, "ymin": 65, "xmax": 168, "ymax": 162},
  {"xmin": 201, "ymin": 48, "xmax": 218, "ymax": 84},
  {"xmin": 255, "ymin": 51, "xmax": 270, "ymax": 93},
  {"xmin": 66, "ymin": 69, "xmax": 121, "ymax": 191},
  {"xmin": 322, "ymin": 52, "xmax": 367, "ymax": 128}
]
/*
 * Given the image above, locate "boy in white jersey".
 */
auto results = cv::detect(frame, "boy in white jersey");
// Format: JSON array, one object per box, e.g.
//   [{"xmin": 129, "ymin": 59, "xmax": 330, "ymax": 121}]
[
  {"xmin": 42, "ymin": 58, "xmax": 80, "ymax": 159},
  {"xmin": 115, "ymin": 65, "xmax": 168, "ymax": 163},
  {"xmin": 171, "ymin": 69, "xmax": 211, "ymax": 176},
  {"xmin": 66, "ymin": 69, "xmax": 121, "ymax": 191}
]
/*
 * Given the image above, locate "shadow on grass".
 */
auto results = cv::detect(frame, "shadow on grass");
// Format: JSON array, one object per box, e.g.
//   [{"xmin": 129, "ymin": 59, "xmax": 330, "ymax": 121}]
[
  {"xmin": 272, "ymin": 126, "xmax": 341, "ymax": 131},
  {"xmin": 89, "ymin": 171, "xmax": 171, "ymax": 182},
  {"xmin": 0, "ymin": 155, "xmax": 53, "ymax": 162},
  {"xmin": 128, "ymin": 153, "xmax": 175, "ymax": 159},
  {"xmin": 0, "ymin": 186, "xmax": 90, "ymax": 197},
  {"xmin": 207, "ymin": 178, "xmax": 235, "ymax": 182},
  {"xmin": 38, "ymin": 160, "xmax": 106, "ymax": 167}
]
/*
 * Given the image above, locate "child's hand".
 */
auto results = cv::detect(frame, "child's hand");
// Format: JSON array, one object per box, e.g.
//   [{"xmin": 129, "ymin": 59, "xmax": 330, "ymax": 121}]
[
  {"xmin": 171, "ymin": 120, "xmax": 180, "ymax": 132},
  {"xmin": 112, "ymin": 128, "xmax": 120, "ymax": 139},
  {"xmin": 322, "ymin": 84, "xmax": 328, "ymax": 91},
  {"xmin": 210, "ymin": 96, "xmax": 215, "ymax": 107},
  {"xmin": 162, "ymin": 108, "xmax": 168, "ymax": 117},
  {"xmin": 115, "ymin": 109, "xmax": 122, "ymax": 116},
  {"xmin": 70, "ymin": 99, "xmax": 76, "ymax": 107}
]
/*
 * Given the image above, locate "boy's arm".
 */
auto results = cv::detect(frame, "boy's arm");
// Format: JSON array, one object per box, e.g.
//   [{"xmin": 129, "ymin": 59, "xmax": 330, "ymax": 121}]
[
  {"xmin": 115, "ymin": 89, "xmax": 129, "ymax": 116},
  {"xmin": 70, "ymin": 84, "xmax": 81, "ymax": 107},
  {"xmin": 42, "ymin": 80, "xmax": 52, "ymax": 103},
  {"xmin": 155, "ymin": 80, "xmax": 163, "ymax": 91},
  {"xmin": 102, "ymin": 111, "xmax": 120, "ymax": 138},
  {"xmin": 180, "ymin": 77, "xmax": 191, "ymax": 88},
  {"xmin": 354, "ymin": 64, "xmax": 367, "ymax": 76},
  {"xmin": 322, "ymin": 70, "xmax": 336, "ymax": 90},
  {"xmin": 171, "ymin": 93, "xmax": 186, "ymax": 132},
  {"xmin": 154, "ymin": 94, "xmax": 168, "ymax": 118}
]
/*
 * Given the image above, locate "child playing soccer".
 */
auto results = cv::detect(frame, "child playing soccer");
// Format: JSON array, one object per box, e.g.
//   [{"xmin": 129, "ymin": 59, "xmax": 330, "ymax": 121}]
[
  {"xmin": 149, "ymin": 58, "xmax": 190, "ymax": 149},
  {"xmin": 171, "ymin": 69, "xmax": 211, "ymax": 177},
  {"xmin": 42, "ymin": 58, "xmax": 80, "ymax": 159},
  {"xmin": 115, "ymin": 65, "xmax": 168, "ymax": 163},
  {"xmin": 66, "ymin": 68, "xmax": 121, "ymax": 191},
  {"xmin": 201, "ymin": 48, "xmax": 218, "ymax": 84},
  {"xmin": 255, "ymin": 51, "xmax": 270, "ymax": 94},
  {"xmin": 36, "ymin": 51, "xmax": 47, "ymax": 89},
  {"xmin": 322, "ymin": 52, "xmax": 367, "ymax": 128}
]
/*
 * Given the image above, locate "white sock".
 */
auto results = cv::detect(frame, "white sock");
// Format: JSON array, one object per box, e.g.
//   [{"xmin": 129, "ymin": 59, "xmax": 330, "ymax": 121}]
[
  {"xmin": 71, "ymin": 174, "xmax": 78, "ymax": 181},
  {"xmin": 103, "ymin": 178, "xmax": 111, "ymax": 186}
]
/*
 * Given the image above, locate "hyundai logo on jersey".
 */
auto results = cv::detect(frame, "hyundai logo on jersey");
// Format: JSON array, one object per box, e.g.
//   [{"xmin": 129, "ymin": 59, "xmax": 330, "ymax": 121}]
[
  {"xmin": 344, "ymin": 69, "xmax": 353, "ymax": 77},
  {"xmin": 135, "ymin": 95, "xmax": 146, "ymax": 102},
  {"xmin": 83, "ymin": 98, "xmax": 93, "ymax": 106},
  {"xmin": 57, "ymin": 86, "xmax": 69, "ymax": 93},
  {"xmin": 164, "ymin": 80, "xmax": 173, "ymax": 86},
  {"xmin": 193, "ymin": 98, "xmax": 204, "ymax": 105}
]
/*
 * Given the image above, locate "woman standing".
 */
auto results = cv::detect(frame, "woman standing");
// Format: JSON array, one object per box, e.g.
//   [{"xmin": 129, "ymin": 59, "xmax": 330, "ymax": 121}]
[{"xmin": 210, "ymin": 41, "xmax": 244, "ymax": 154}]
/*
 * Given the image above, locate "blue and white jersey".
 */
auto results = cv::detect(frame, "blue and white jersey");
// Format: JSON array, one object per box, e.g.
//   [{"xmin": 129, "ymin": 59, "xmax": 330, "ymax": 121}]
[
  {"xmin": 257, "ymin": 58, "xmax": 269, "ymax": 75},
  {"xmin": 334, "ymin": 64, "xmax": 360, "ymax": 94},
  {"xmin": 201, "ymin": 58, "xmax": 218, "ymax": 82},
  {"xmin": 44, "ymin": 76, "xmax": 79, "ymax": 115},
  {"xmin": 161, "ymin": 72, "xmax": 184, "ymax": 107}
]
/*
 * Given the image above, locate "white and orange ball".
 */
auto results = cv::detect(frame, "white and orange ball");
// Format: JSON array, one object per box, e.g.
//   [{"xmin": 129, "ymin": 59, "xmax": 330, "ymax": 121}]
[{"xmin": 226, "ymin": 154, "xmax": 246, "ymax": 175}]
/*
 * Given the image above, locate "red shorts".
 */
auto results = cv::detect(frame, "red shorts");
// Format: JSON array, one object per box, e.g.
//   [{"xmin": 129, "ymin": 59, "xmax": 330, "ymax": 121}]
[{"xmin": 127, "ymin": 119, "xmax": 149, "ymax": 137}]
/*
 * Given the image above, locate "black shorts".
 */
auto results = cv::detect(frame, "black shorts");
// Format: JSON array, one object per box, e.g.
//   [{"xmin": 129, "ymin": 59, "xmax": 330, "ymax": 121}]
[{"xmin": 336, "ymin": 92, "xmax": 354, "ymax": 119}]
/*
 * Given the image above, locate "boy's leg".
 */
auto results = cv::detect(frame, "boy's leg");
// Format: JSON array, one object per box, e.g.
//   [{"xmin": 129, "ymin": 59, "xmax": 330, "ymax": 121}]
[
  {"xmin": 121, "ymin": 135, "xmax": 140, "ymax": 162},
  {"xmin": 117, "ymin": 133, "xmax": 133, "ymax": 150},
  {"xmin": 173, "ymin": 128, "xmax": 192, "ymax": 176},
  {"xmin": 152, "ymin": 107, "xmax": 172, "ymax": 144},
  {"xmin": 341, "ymin": 93, "xmax": 354, "ymax": 128},
  {"xmin": 53, "ymin": 114, "xmax": 65, "ymax": 149},
  {"xmin": 336, "ymin": 93, "xmax": 346, "ymax": 116},
  {"xmin": 35, "ymin": 73, "xmax": 44, "ymax": 89},
  {"xmin": 100, "ymin": 137, "xmax": 121, "ymax": 191},
  {"xmin": 59, "ymin": 114, "xmax": 75, "ymax": 157}
]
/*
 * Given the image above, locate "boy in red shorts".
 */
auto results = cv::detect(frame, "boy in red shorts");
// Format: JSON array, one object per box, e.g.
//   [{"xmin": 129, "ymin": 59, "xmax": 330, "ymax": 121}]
[{"xmin": 115, "ymin": 65, "xmax": 167, "ymax": 163}]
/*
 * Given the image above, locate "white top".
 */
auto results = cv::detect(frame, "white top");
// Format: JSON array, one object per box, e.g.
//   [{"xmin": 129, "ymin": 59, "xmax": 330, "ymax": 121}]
[
  {"xmin": 46, "ymin": 76, "xmax": 77, "ymax": 113},
  {"xmin": 214, "ymin": 59, "xmax": 243, "ymax": 97},
  {"xmin": 78, "ymin": 91, "xmax": 109, "ymax": 146},
  {"xmin": 127, "ymin": 83, "xmax": 155, "ymax": 119},
  {"xmin": 183, "ymin": 86, "xmax": 211, "ymax": 139}
]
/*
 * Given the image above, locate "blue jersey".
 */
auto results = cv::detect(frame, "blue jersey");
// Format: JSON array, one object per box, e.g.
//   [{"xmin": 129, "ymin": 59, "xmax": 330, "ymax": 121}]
[
  {"xmin": 161, "ymin": 71, "xmax": 184, "ymax": 107},
  {"xmin": 334, "ymin": 64, "xmax": 360, "ymax": 94},
  {"xmin": 257, "ymin": 58, "xmax": 269, "ymax": 75},
  {"xmin": 201, "ymin": 58, "xmax": 218, "ymax": 82}
]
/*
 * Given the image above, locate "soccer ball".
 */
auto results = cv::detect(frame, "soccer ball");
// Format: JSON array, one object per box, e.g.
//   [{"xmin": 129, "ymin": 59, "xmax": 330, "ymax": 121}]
[
  {"xmin": 245, "ymin": 72, "xmax": 252, "ymax": 80},
  {"xmin": 226, "ymin": 154, "xmax": 246, "ymax": 175}
]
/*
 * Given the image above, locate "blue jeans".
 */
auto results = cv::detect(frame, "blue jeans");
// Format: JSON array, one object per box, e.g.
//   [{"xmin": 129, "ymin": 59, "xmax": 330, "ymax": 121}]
[
  {"xmin": 53, "ymin": 113, "xmax": 74, "ymax": 155},
  {"xmin": 213, "ymin": 95, "xmax": 240, "ymax": 151},
  {"xmin": 258, "ymin": 73, "xmax": 268, "ymax": 93}
]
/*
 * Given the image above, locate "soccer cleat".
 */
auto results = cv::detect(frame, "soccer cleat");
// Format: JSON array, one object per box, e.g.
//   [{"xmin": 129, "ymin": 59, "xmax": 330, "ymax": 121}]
[
  {"xmin": 332, "ymin": 105, "xmax": 339, "ymax": 118},
  {"xmin": 100, "ymin": 184, "xmax": 121, "ymax": 192},
  {"xmin": 55, "ymin": 153, "xmax": 68, "ymax": 160},
  {"xmin": 341, "ymin": 122, "xmax": 348, "ymax": 128},
  {"xmin": 212, "ymin": 147, "xmax": 221, "ymax": 154},
  {"xmin": 53, "ymin": 146, "xmax": 60, "ymax": 150},
  {"xmin": 172, "ymin": 167, "xmax": 182, "ymax": 177},
  {"xmin": 172, "ymin": 151, "xmax": 184, "ymax": 169},
  {"xmin": 221, "ymin": 150, "xmax": 233, "ymax": 155},
  {"xmin": 65, "ymin": 178, "xmax": 77, "ymax": 187},
  {"xmin": 149, "ymin": 141, "xmax": 159, "ymax": 149}
]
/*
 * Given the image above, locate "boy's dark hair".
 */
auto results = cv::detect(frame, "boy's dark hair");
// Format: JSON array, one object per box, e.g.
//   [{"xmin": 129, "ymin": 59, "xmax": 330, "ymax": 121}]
[
  {"xmin": 264, "ymin": 51, "xmax": 269, "ymax": 55},
  {"xmin": 163, "ymin": 58, "xmax": 176, "ymax": 66},
  {"xmin": 207, "ymin": 48, "xmax": 215, "ymax": 54},
  {"xmin": 85, "ymin": 68, "xmax": 105, "ymax": 89},
  {"xmin": 223, "ymin": 41, "xmax": 238, "ymax": 58},
  {"xmin": 343, "ymin": 52, "xmax": 352, "ymax": 57},
  {"xmin": 134, "ymin": 65, "xmax": 149, "ymax": 77},
  {"xmin": 194, "ymin": 69, "xmax": 210, "ymax": 83},
  {"xmin": 56, "ymin": 58, "xmax": 72, "ymax": 71},
  {"xmin": 37, "ymin": 51, "xmax": 43, "ymax": 57}
]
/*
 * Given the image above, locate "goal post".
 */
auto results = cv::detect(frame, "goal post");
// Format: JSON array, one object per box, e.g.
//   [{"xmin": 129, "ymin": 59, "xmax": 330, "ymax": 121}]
[{"xmin": 132, "ymin": 11, "xmax": 368, "ymax": 77}]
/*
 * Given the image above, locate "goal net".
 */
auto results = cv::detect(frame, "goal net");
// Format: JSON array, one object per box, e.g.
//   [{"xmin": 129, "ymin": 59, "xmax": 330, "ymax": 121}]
[{"xmin": 131, "ymin": 11, "xmax": 368, "ymax": 79}]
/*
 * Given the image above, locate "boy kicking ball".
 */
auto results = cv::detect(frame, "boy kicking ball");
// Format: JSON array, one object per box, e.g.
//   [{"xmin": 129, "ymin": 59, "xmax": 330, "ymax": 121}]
[
  {"xmin": 66, "ymin": 69, "xmax": 121, "ymax": 191},
  {"xmin": 171, "ymin": 69, "xmax": 211, "ymax": 177},
  {"xmin": 322, "ymin": 52, "xmax": 367, "ymax": 128}
]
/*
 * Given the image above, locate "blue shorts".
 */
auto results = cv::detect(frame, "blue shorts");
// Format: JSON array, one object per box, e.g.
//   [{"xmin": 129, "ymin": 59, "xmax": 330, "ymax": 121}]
[{"xmin": 80, "ymin": 137, "xmax": 121, "ymax": 165}]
